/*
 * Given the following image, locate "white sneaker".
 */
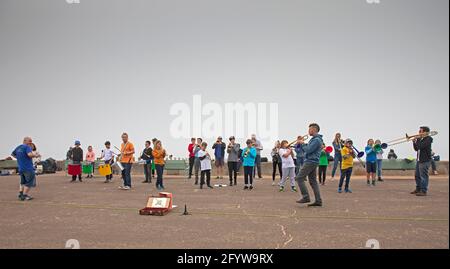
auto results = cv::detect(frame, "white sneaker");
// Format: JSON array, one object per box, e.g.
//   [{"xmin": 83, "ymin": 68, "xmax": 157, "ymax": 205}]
[
  {"xmin": 272, "ymin": 181, "xmax": 276, "ymax": 186},
  {"xmin": 122, "ymin": 186, "xmax": 131, "ymax": 190}
]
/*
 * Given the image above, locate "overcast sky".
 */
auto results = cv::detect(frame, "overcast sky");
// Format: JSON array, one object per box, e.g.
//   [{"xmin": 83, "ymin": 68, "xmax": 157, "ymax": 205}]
[{"xmin": 0, "ymin": 0, "xmax": 448, "ymax": 160}]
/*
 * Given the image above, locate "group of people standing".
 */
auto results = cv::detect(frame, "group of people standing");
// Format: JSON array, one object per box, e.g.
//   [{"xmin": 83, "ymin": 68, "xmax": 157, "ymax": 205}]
[
  {"xmin": 187, "ymin": 134, "xmax": 264, "ymax": 190},
  {"xmin": 65, "ymin": 133, "xmax": 168, "ymax": 191},
  {"xmin": 11, "ymin": 124, "xmax": 435, "ymax": 202}
]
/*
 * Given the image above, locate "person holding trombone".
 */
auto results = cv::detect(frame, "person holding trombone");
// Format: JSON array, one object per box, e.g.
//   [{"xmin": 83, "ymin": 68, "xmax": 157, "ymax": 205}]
[
  {"xmin": 365, "ymin": 139, "xmax": 377, "ymax": 187},
  {"xmin": 412, "ymin": 126, "xmax": 434, "ymax": 196},
  {"xmin": 294, "ymin": 123, "xmax": 324, "ymax": 207}
]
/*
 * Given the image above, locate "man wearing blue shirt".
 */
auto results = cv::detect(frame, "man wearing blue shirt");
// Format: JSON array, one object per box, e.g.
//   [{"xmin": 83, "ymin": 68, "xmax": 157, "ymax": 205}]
[
  {"xmin": 295, "ymin": 123, "xmax": 323, "ymax": 207},
  {"xmin": 212, "ymin": 136, "xmax": 226, "ymax": 179},
  {"xmin": 12, "ymin": 137, "xmax": 41, "ymax": 201}
]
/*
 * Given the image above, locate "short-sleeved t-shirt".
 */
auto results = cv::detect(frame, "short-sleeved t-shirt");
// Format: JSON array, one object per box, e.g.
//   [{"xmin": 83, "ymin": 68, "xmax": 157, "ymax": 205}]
[
  {"xmin": 120, "ymin": 142, "xmax": 135, "ymax": 163},
  {"xmin": 12, "ymin": 144, "xmax": 34, "ymax": 173},
  {"xmin": 341, "ymin": 147, "xmax": 354, "ymax": 170},
  {"xmin": 198, "ymin": 150, "xmax": 212, "ymax": 171},
  {"xmin": 102, "ymin": 148, "xmax": 114, "ymax": 161},
  {"xmin": 279, "ymin": 148, "xmax": 295, "ymax": 168}
]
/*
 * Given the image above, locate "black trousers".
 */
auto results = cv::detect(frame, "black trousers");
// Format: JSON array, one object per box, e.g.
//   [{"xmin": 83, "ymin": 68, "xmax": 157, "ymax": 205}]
[
  {"xmin": 143, "ymin": 162, "xmax": 152, "ymax": 182},
  {"xmin": 272, "ymin": 161, "xmax": 282, "ymax": 181},
  {"xmin": 318, "ymin": 165, "xmax": 327, "ymax": 183},
  {"xmin": 200, "ymin": 170, "xmax": 211, "ymax": 186},
  {"xmin": 228, "ymin": 162, "xmax": 238, "ymax": 182},
  {"xmin": 72, "ymin": 174, "xmax": 82, "ymax": 181},
  {"xmin": 188, "ymin": 156, "xmax": 195, "ymax": 177},
  {"xmin": 244, "ymin": 166, "xmax": 254, "ymax": 185}
]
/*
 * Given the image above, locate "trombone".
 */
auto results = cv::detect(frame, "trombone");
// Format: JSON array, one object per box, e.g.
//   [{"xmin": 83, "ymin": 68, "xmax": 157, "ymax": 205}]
[
  {"xmin": 287, "ymin": 135, "xmax": 309, "ymax": 147},
  {"xmin": 380, "ymin": 131, "xmax": 438, "ymax": 149},
  {"xmin": 351, "ymin": 146, "xmax": 366, "ymax": 168}
]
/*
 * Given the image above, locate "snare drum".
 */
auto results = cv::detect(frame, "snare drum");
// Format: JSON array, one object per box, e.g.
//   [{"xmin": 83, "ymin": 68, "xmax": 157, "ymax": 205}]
[
  {"xmin": 68, "ymin": 164, "xmax": 82, "ymax": 176},
  {"xmin": 98, "ymin": 164, "xmax": 112, "ymax": 176},
  {"xmin": 114, "ymin": 162, "xmax": 124, "ymax": 171},
  {"xmin": 82, "ymin": 162, "xmax": 93, "ymax": 174}
]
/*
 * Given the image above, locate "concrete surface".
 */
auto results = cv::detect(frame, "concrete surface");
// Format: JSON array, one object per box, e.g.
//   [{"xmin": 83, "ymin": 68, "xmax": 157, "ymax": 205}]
[{"xmin": 0, "ymin": 173, "xmax": 448, "ymax": 249}]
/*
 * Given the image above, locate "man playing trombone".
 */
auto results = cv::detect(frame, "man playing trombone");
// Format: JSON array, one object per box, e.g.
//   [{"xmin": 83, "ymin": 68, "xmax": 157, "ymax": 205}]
[
  {"xmin": 411, "ymin": 126, "xmax": 434, "ymax": 196},
  {"xmin": 294, "ymin": 123, "xmax": 323, "ymax": 207}
]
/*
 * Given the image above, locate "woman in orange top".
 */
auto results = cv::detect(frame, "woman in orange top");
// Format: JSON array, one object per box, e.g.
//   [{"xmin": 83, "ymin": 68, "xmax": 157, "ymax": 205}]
[
  {"xmin": 152, "ymin": 140, "xmax": 166, "ymax": 190},
  {"xmin": 119, "ymin": 133, "xmax": 135, "ymax": 190}
]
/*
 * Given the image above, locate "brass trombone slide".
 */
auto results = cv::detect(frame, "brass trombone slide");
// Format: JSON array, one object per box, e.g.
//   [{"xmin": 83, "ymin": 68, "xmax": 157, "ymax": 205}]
[
  {"xmin": 288, "ymin": 135, "xmax": 309, "ymax": 147},
  {"xmin": 381, "ymin": 131, "xmax": 438, "ymax": 148}
]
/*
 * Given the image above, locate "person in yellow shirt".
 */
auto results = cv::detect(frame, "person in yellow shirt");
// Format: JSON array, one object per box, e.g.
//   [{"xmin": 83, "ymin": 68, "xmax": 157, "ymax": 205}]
[
  {"xmin": 152, "ymin": 140, "xmax": 167, "ymax": 190},
  {"xmin": 118, "ymin": 133, "xmax": 135, "ymax": 190},
  {"xmin": 338, "ymin": 139, "xmax": 356, "ymax": 193}
]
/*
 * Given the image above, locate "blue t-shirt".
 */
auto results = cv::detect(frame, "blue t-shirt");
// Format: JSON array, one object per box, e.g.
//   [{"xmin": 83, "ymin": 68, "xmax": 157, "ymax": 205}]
[
  {"xmin": 365, "ymin": 146, "xmax": 377, "ymax": 163},
  {"xmin": 12, "ymin": 144, "xmax": 34, "ymax": 173},
  {"xmin": 214, "ymin": 143, "xmax": 226, "ymax": 159},
  {"xmin": 241, "ymin": 147, "xmax": 257, "ymax": 167}
]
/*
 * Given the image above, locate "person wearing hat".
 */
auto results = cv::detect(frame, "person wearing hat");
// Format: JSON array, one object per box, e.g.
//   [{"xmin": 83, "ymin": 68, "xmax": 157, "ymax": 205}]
[
  {"xmin": 70, "ymin": 140, "xmax": 84, "ymax": 182},
  {"xmin": 338, "ymin": 139, "xmax": 356, "ymax": 193},
  {"xmin": 226, "ymin": 136, "xmax": 240, "ymax": 186}
]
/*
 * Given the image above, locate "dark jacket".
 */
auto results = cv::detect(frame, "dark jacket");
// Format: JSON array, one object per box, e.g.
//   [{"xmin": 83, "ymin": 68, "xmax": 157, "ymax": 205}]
[
  {"xmin": 212, "ymin": 142, "xmax": 226, "ymax": 159},
  {"xmin": 71, "ymin": 147, "xmax": 83, "ymax": 163},
  {"xmin": 141, "ymin": 147, "xmax": 153, "ymax": 161},
  {"xmin": 413, "ymin": 136, "xmax": 433, "ymax": 163}
]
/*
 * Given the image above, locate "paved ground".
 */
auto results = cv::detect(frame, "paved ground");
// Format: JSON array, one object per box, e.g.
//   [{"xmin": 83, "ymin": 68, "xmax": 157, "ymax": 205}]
[{"xmin": 0, "ymin": 172, "xmax": 448, "ymax": 249}]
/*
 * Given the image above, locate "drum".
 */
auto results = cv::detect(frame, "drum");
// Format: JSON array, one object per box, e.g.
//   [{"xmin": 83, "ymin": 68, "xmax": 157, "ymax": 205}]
[
  {"xmin": 82, "ymin": 162, "xmax": 93, "ymax": 174},
  {"xmin": 98, "ymin": 164, "xmax": 112, "ymax": 176},
  {"xmin": 68, "ymin": 164, "xmax": 82, "ymax": 176},
  {"xmin": 114, "ymin": 162, "xmax": 124, "ymax": 171}
]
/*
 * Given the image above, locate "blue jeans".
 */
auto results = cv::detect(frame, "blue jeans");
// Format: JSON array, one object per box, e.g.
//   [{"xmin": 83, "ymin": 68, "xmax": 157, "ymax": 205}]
[
  {"xmin": 253, "ymin": 155, "xmax": 262, "ymax": 178},
  {"xmin": 415, "ymin": 161, "xmax": 430, "ymax": 193},
  {"xmin": 339, "ymin": 168, "xmax": 353, "ymax": 190},
  {"xmin": 331, "ymin": 153, "xmax": 342, "ymax": 177},
  {"xmin": 155, "ymin": 164, "xmax": 165, "ymax": 188},
  {"xmin": 376, "ymin": 159, "xmax": 383, "ymax": 178},
  {"xmin": 121, "ymin": 163, "xmax": 132, "ymax": 187},
  {"xmin": 20, "ymin": 170, "xmax": 36, "ymax": 188},
  {"xmin": 431, "ymin": 159, "xmax": 437, "ymax": 171},
  {"xmin": 143, "ymin": 160, "xmax": 152, "ymax": 182},
  {"xmin": 295, "ymin": 157, "xmax": 304, "ymax": 175}
]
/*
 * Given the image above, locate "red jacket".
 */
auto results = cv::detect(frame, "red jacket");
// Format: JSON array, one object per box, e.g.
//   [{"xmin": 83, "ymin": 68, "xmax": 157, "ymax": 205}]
[{"xmin": 188, "ymin": 143, "xmax": 195, "ymax": 157}]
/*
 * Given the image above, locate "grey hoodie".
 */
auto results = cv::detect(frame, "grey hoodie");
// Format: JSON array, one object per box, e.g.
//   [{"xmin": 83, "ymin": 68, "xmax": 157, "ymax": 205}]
[{"xmin": 227, "ymin": 143, "xmax": 241, "ymax": 162}]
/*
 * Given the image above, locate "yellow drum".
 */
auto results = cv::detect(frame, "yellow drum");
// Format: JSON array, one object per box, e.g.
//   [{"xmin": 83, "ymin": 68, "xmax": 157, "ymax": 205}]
[{"xmin": 98, "ymin": 164, "xmax": 112, "ymax": 176}]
